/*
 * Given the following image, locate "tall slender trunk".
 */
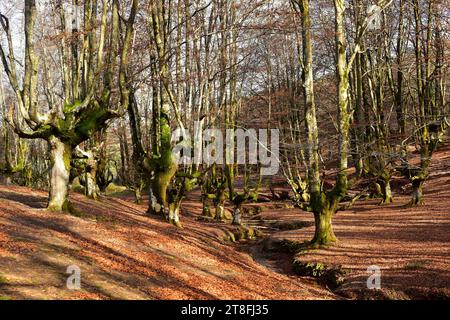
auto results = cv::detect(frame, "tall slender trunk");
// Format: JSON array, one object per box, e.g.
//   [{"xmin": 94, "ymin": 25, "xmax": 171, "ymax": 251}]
[
  {"xmin": 335, "ymin": 0, "xmax": 350, "ymax": 197},
  {"xmin": 395, "ymin": 0, "xmax": 405, "ymax": 135},
  {"xmin": 47, "ymin": 136, "xmax": 72, "ymax": 212},
  {"xmin": 294, "ymin": 0, "xmax": 337, "ymax": 246}
]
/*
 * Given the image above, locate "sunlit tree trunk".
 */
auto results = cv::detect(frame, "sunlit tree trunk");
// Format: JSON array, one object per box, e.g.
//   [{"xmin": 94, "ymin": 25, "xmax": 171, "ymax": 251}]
[
  {"xmin": 47, "ymin": 136, "xmax": 72, "ymax": 211},
  {"xmin": 292, "ymin": 0, "xmax": 337, "ymax": 246},
  {"xmin": 395, "ymin": 0, "xmax": 405, "ymax": 135}
]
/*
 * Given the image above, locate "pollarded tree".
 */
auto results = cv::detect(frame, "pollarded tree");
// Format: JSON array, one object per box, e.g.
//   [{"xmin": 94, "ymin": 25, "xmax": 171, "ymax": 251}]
[
  {"xmin": 0, "ymin": 0, "xmax": 138, "ymax": 211},
  {"xmin": 123, "ymin": 0, "xmax": 187, "ymax": 226}
]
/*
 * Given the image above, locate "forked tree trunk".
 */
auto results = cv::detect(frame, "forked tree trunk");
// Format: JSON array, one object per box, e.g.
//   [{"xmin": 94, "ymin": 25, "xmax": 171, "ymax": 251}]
[{"xmin": 47, "ymin": 136, "xmax": 72, "ymax": 212}]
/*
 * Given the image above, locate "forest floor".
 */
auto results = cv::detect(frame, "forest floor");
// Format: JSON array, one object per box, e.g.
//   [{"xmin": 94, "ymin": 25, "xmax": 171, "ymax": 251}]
[
  {"xmin": 0, "ymin": 186, "xmax": 333, "ymax": 300},
  {"xmin": 256, "ymin": 142, "xmax": 450, "ymax": 299},
  {"xmin": 0, "ymin": 143, "xmax": 449, "ymax": 300}
]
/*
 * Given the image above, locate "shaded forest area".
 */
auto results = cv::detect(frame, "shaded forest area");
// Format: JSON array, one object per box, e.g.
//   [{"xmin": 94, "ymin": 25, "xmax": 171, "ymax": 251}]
[{"xmin": 0, "ymin": 0, "xmax": 449, "ymax": 300}]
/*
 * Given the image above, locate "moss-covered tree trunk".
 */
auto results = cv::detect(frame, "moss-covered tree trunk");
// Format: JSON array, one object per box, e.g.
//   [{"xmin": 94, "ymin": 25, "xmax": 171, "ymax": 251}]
[
  {"xmin": 151, "ymin": 168, "xmax": 176, "ymax": 216},
  {"xmin": 312, "ymin": 209, "xmax": 337, "ymax": 246},
  {"xmin": 134, "ymin": 186, "xmax": 143, "ymax": 204},
  {"xmin": 148, "ymin": 108, "xmax": 178, "ymax": 216},
  {"xmin": 410, "ymin": 178, "xmax": 425, "ymax": 206},
  {"xmin": 168, "ymin": 199, "xmax": 183, "ymax": 228},
  {"xmin": 0, "ymin": 0, "xmax": 138, "ymax": 212},
  {"xmin": 202, "ymin": 194, "xmax": 213, "ymax": 217},
  {"xmin": 214, "ymin": 187, "xmax": 226, "ymax": 221},
  {"xmin": 409, "ymin": 144, "xmax": 430, "ymax": 206},
  {"xmin": 379, "ymin": 178, "xmax": 393, "ymax": 205},
  {"xmin": 96, "ymin": 162, "xmax": 113, "ymax": 193},
  {"xmin": 293, "ymin": 0, "xmax": 339, "ymax": 247},
  {"xmin": 84, "ymin": 172, "xmax": 98, "ymax": 200},
  {"xmin": 309, "ymin": 192, "xmax": 338, "ymax": 246},
  {"xmin": 47, "ymin": 136, "xmax": 72, "ymax": 212},
  {"xmin": 84, "ymin": 154, "xmax": 99, "ymax": 200}
]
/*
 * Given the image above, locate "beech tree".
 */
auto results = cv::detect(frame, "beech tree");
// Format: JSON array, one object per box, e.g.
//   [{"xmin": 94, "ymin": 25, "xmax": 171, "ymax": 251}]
[
  {"xmin": 399, "ymin": 0, "xmax": 448, "ymax": 205},
  {"xmin": 0, "ymin": 0, "xmax": 138, "ymax": 211},
  {"xmin": 289, "ymin": 0, "xmax": 394, "ymax": 246}
]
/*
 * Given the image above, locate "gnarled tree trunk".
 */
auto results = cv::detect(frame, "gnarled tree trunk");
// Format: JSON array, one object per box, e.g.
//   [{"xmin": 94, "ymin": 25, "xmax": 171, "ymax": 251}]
[
  {"xmin": 47, "ymin": 136, "xmax": 72, "ymax": 212},
  {"xmin": 312, "ymin": 210, "xmax": 337, "ymax": 246},
  {"xmin": 309, "ymin": 193, "xmax": 338, "ymax": 246}
]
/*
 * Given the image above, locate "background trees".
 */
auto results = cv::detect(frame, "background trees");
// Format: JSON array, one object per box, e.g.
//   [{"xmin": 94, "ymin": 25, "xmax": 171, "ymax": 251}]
[{"xmin": 0, "ymin": 0, "xmax": 448, "ymax": 244}]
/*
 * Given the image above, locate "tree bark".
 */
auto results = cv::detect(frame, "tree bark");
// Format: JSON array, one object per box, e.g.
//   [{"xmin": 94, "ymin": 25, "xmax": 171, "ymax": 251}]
[
  {"xmin": 168, "ymin": 200, "xmax": 182, "ymax": 228},
  {"xmin": 312, "ymin": 208, "xmax": 337, "ymax": 246},
  {"xmin": 293, "ymin": 0, "xmax": 339, "ymax": 247},
  {"xmin": 47, "ymin": 136, "xmax": 72, "ymax": 212},
  {"xmin": 410, "ymin": 179, "xmax": 424, "ymax": 206},
  {"xmin": 134, "ymin": 187, "xmax": 143, "ymax": 204},
  {"xmin": 231, "ymin": 205, "xmax": 242, "ymax": 226},
  {"xmin": 214, "ymin": 189, "xmax": 226, "ymax": 221},
  {"xmin": 379, "ymin": 179, "xmax": 393, "ymax": 205},
  {"xmin": 202, "ymin": 195, "xmax": 213, "ymax": 217},
  {"xmin": 84, "ymin": 154, "xmax": 99, "ymax": 200},
  {"xmin": 215, "ymin": 204, "xmax": 224, "ymax": 220}
]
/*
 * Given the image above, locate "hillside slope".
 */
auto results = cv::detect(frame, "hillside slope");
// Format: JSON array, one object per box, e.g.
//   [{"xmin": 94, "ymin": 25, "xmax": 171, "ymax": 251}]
[
  {"xmin": 1, "ymin": 142, "xmax": 449, "ymax": 300},
  {"xmin": 262, "ymin": 142, "xmax": 450, "ymax": 299},
  {"xmin": 0, "ymin": 185, "xmax": 333, "ymax": 300}
]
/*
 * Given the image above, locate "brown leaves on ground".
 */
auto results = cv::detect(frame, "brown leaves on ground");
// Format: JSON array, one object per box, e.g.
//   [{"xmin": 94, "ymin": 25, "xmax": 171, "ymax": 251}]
[
  {"xmin": 263, "ymin": 143, "xmax": 450, "ymax": 300},
  {"xmin": 1, "ymin": 143, "xmax": 449, "ymax": 300},
  {"xmin": 0, "ymin": 187, "xmax": 332, "ymax": 300}
]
